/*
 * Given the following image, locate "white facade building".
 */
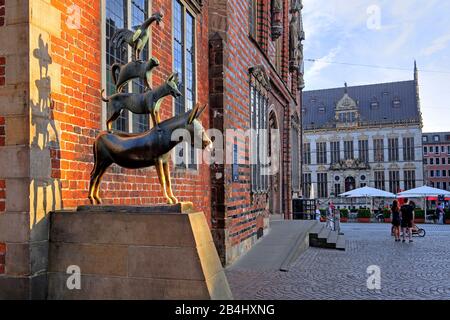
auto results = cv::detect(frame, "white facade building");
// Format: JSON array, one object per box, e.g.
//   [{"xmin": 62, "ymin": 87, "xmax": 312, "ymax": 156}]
[{"xmin": 301, "ymin": 65, "xmax": 424, "ymax": 208}]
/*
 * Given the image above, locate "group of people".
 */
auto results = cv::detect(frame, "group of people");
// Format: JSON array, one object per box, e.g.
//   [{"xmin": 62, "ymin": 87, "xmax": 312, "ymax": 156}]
[{"xmin": 390, "ymin": 198, "xmax": 415, "ymax": 243}]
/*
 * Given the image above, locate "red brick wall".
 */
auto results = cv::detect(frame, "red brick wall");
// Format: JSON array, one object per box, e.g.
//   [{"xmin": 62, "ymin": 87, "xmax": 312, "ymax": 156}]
[
  {"xmin": 209, "ymin": 0, "xmax": 297, "ymax": 262},
  {"xmin": 46, "ymin": 1, "xmax": 211, "ymax": 221},
  {"xmin": 0, "ymin": 242, "xmax": 5, "ymax": 274}
]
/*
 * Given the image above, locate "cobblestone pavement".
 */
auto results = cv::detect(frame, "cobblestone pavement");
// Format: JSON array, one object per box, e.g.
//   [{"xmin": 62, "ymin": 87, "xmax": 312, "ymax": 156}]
[{"xmin": 226, "ymin": 223, "xmax": 450, "ymax": 300}]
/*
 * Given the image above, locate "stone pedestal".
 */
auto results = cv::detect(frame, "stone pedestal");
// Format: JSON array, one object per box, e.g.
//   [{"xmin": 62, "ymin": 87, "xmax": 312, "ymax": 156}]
[{"xmin": 48, "ymin": 204, "xmax": 233, "ymax": 300}]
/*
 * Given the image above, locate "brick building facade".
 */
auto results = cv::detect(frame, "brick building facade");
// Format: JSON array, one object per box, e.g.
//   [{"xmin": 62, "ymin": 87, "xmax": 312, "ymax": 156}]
[
  {"xmin": 0, "ymin": 0, "xmax": 211, "ymax": 299},
  {"xmin": 0, "ymin": 0, "xmax": 303, "ymax": 298},
  {"xmin": 423, "ymin": 132, "xmax": 450, "ymax": 191},
  {"xmin": 208, "ymin": 0, "xmax": 304, "ymax": 264}
]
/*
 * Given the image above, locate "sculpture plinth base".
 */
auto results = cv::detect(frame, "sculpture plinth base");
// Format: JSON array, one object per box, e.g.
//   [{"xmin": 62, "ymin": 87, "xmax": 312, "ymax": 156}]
[{"xmin": 48, "ymin": 205, "xmax": 233, "ymax": 300}]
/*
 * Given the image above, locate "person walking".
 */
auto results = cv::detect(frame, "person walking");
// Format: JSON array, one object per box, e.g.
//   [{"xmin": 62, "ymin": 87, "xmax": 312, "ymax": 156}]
[
  {"xmin": 400, "ymin": 198, "xmax": 414, "ymax": 243},
  {"xmin": 437, "ymin": 203, "xmax": 445, "ymax": 225},
  {"xmin": 334, "ymin": 207, "xmax": 341, "ymax": 233},
  {"xmin": 391, "ymin": 200, "xmax": 401, "ymax": 242},
  {"xmin": 326, "ymin": 202, "xmax": 335, "ymax": 230}
]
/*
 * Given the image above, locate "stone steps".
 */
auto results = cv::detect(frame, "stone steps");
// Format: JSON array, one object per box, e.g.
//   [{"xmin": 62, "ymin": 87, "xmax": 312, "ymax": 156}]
[{"xmin": 309, "ymin": 224, "xmax": 346, "ymax": 251}]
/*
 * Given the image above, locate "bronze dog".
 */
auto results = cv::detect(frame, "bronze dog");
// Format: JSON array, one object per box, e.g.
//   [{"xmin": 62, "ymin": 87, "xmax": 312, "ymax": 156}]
[
  {"xmin": 111, "ymin": 57, "xmax": 160, "ymax": 93},
  {"xmin": 102, "ymin": 73, "xmax": 182, "ymax": 131},
  {"xmin": 88, "ymin": 103, "xmax": 212, "ymax": 205}
]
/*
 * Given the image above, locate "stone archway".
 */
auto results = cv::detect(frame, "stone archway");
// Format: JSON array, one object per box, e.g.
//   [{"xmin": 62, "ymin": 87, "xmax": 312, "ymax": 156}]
[{"xmin": 268, "ymin": 109, "xmax": 281, "ymax": 216}]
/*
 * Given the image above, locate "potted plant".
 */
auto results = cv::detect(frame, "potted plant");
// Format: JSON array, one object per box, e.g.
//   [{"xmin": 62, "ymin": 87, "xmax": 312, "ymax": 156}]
[
  {"xmin": 414, "ymin": 209, "xmax": 425, "ymax": 223},
  {"xmin": 320, "ymin": 209, "xmax": 327, "ymax": 222},
  {"xmin": 357, "ymin": 208, "xmax": 371, "ymax": 223},
  {"xmin": 383, "ymin": 208, "xmax": 391, "ymax": 223},
  {"xmin": 340, "ymin": 208, "xmax": 349, "ymax": 222}
]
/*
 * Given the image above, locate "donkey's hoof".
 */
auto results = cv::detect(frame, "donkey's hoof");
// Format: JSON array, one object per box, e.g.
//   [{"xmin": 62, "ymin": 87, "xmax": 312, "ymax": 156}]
[
  {"xmin": 166, "ymin": 198, "xmax": 174, "ymax": 205},
  {"xmin": 170, "ymin": 197, "xmax": 179, "ymax": 204}
]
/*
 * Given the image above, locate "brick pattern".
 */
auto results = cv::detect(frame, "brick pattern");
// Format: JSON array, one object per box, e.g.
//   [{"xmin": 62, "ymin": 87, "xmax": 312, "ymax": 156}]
[
  {"xmin": 0, "ymin": 56, "xmax": 5, "ymax": 86},
  {"xmin": 0, "ymin": 0, "xmax": 5, "ymax": 27},
  {"xmin": 209, "ymin": 0, "xmax": 299, "ymax": 263},
  {"xmin": 46, "ymin": 1, "xmax": 211, "ymax": 221},
  {"xmin": 0, "ymin": 243, "xmax": 5, "ymax": 274}
]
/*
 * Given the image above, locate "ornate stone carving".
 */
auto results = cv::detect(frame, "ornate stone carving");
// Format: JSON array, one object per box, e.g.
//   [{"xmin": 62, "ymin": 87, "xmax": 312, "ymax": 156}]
[
  {"xmin": 330, "ymin": 159, "xmax": 371, "ymax": 171},
  {"xmin": 271, "ymin": 0, "xmax": 283, "ymax": 40},
  {"xmin": 289, "ymin": 0, "xmax": 305, "ymax": 73},
  {"xmin": 249, "ymin": 65, "xmax": 271, "ymax": 91}
]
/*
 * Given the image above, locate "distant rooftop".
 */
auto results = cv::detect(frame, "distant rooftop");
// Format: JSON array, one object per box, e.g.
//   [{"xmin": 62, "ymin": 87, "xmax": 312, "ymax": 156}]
[
  {"xmin": 422, "ymin": 132, "xmax": 450, "ymax": 144},
  {"xmin": 302, "ymin": 80, "xmax": 421, "ymax": 130}
]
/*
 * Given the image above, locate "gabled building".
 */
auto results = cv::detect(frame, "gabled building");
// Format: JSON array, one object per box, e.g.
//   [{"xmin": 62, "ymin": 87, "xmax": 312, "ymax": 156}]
[{"xmin": 302, "ymin": 64, "xmax": 424, "ymax": 208}]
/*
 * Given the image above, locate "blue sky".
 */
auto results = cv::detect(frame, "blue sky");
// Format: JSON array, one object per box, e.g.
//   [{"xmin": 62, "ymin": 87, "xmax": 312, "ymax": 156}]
[{"xmin": 302, "ymin": 0, "xmax": 450, "ymax": 132}]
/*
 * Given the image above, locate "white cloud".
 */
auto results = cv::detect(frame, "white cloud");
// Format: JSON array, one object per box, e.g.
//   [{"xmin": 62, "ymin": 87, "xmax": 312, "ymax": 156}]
[
  {"xmin": 421, "ymin": 33, "xmax": 450, "ymax": 56},
  {"xmin": 305, "ymin": 47, "xmax": 340, "ymax": 80}
]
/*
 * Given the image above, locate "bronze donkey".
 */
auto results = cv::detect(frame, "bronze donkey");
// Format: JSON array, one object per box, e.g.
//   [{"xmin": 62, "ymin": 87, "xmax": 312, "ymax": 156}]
[
  {"xmin": 102, "ymin": 73, "xmax": 181, "ymax": 131},
  {"xmin": 88, "ymin": 103, "xmax": 212, "ymax": 205}
]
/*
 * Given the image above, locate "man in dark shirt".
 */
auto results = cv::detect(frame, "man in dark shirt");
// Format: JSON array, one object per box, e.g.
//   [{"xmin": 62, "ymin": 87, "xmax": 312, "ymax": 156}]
[{"xmin": 400, "ymin": 198, "xmax": 414, "ymax": 243}]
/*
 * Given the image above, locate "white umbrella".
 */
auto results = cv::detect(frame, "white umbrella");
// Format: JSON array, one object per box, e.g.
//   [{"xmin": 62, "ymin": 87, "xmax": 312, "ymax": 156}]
[
  {"xmin": 339, "ymin": 186, "xmax": 396, "ymax": 198},
  {"xmin": 397, "ymin": 186, "xmax": 450, "ymax": 198}
]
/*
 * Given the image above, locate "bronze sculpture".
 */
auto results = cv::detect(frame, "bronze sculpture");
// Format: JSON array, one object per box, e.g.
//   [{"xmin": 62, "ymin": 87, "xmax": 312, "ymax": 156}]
[
  {"xmin": 112, "ymin": 57, "xmax": 160, "ymax": 92},
  {"xmin": 88, "ymin": 104, "xmax": 212, "ymax": 205},
  {"xmin": 111, "ymin": 12, "xmax": 163, "ymax": 61},
  {"xmin": 102, "ymin": 72, "xmax": 181, "ymax": 131}
]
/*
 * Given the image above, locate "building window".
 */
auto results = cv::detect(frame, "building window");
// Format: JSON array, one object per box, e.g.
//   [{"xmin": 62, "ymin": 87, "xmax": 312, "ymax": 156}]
[
  {"xmin": 344, "ymin": 140, "xmax": 354, "ymax": 160},
  {"xmin": 334, "ymin": 183, "xmax": 341, "ymax": 197},
  {"xmin": 444, "ymin": 182, "xmax": 448, "ymax": 190},
  {"xmin": 388, "ymin": 138, "xmax": 399, "ymax": 162},
  {"xmin": 249, "ymin": 0, "xmax": 258, "ymax": 40},
  {"xmin": 435, "ymin": 146, "xmax": 439, "ymax": 154},
  {"xmin": 424, "ymin": 159, "xmax": 428, "ymax": 165},
  {"xmin": 105, "ymin": 0, "xmax": 151, "ymax": 133},
  {"xmin": 317, "ymin": 173, "xmax": 328, "ymax": 198},
  {"xmin": 443, "ymin": 170, "xmax": 447, "ymax": 177},
  {"xmin": 303, "ymin": 142, "xmax": 311, "ymax": 165},
  {"xmin": 436, "ymin": 158, "xmax": 440, "ymax": 165},
  {"xmin": 436, "ymin": 170, "xmax": 441, "ymax": 177},
  {"xmin": 250, "ymin": 83, "xmax": 269, "ymax": 193},
  {"xmin": 437, "ymin": 182, "xmax": 441, "ymax": 189},
  {"xmin": 374, "ymin": 171, "xmax": 385, "ymax": 191},
  {"xmin": 291, "ymin": 120, "xmax": 300, "ymax": 191},
  {"xmin": 442, "ymin": 146, "xmax": 445, "ymax": 153},
  {"xmin": 374, "ymin": 138, "xmax": 384, "ymax": 162},
  {"xmin": 392, "ymin": 98, "xmax": 401, "ymax": 108},
  {"xmin": 443, "ymin": 158, "xmax": 446, "ymax": 165},
  {"xmin": 316, "ymin": 142, "xmax": 327, "ymax": 165},
  {"xmin": 404, "ymin": 170, "xmax": 416, "ymax": 190},
  {"xmin": 389, "ymin": 170, "xmax": 400, "ymax": 193},
  {"xmin": 330, "ymin": 141, "xmax": 340, "ymax": 164},
  {"xmin": 430, "ymin": 170, "xmax": 434, "ymax": 177},
  {"xmin": 430, "ymin": 158, "xmax": 434, "ymax": 165},
  {"xmin": 403, "ymin": 137, "xmax": 415, "ymax": 161},
  {"xmin": 434, "ymin": 135, "xmax": 440, "ymax": 142},
  {"xmin": 423, "ymin": 136, "xmax": 428, "ymax": 142},
  {"xmin": 106, "ymin": 0, "xmax": 129, "ymax": 132},
  {"xmin": 173, "ymin": 0, "xmax": 197, "ymax": 169},
  {"xmin": 424, "ymin": 146, "xmax": 428, "ymax": 154},
  {"xmin": 232, "ymin": 139, "xmax": 239, "ymax": 182},
  {"xmin": 358, "ymin": 140, "xmax": 369, "ymax": 163},
  {"xmin": 447, "ymin": 146, "xmax": 450, "ymax": 155},
  {"xmin": 302, "ymin": 173, "xmax": 312, "ymax": 198}
]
